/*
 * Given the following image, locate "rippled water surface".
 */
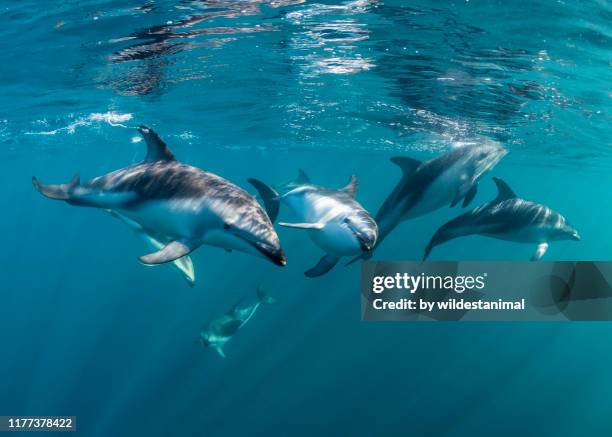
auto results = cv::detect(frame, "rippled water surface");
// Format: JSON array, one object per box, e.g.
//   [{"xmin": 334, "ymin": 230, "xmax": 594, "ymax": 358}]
[{"xmin": 1, "ymin": 1, "xmax": 611, "ymax": 436}]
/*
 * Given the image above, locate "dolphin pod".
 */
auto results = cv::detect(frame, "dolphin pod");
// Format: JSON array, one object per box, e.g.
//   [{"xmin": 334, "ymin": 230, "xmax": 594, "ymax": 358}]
[{"xmin": 32, "ymin": 126, "xmax": 580, "ymax": 286}]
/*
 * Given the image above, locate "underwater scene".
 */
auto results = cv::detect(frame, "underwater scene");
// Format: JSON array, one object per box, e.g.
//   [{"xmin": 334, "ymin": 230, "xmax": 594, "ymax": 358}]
[{"xmin": 1, "ymin": 0, "xmax": 611, "ymax": 435}]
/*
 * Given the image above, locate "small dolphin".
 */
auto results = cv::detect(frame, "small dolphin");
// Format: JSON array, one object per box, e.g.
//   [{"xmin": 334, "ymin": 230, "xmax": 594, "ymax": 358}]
[
  {"xmin": 200, "ymin": 287, "xmax": 277, "ymax": 358},
  {"xmin": 32, "ymin": 126, "xmax": 286, "ymax": 279},
  {"xmin": 249, "ymin": 170, "xmax": 378, "ymax": 277},
  {"xmin": 347, "ymin": 141, "xmax": 507, "ymax": 264},
  {"xmin": 423, "ymin": 177, "xmax": 580, "ymax": 260}
]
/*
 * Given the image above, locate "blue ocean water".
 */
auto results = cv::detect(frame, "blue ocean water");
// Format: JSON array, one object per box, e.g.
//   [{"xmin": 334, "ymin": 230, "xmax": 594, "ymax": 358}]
[{"xmin": 1, "ymin": 0, "xmax": 611, "ymax": 435}]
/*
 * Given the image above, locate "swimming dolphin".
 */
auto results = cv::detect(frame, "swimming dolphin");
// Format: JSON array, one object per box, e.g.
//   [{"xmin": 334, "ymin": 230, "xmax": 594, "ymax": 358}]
[
  {"xmin": 347, "ymin": 141, "xmax": 507, "ymax": 264},
  {"xmin": 423, "ymin": 177, "xmax": 580, "ymax": 260},
  {"xmin": 200, "ymin": 287, "xmax": 277, "ymax": 358},
  {"xmin": 32, "ymin": 126, "xmax": 286, "ymax": 278},
  {"xmin": 249, "ymin": 170, "xmax": 378, "ymax": 277}
]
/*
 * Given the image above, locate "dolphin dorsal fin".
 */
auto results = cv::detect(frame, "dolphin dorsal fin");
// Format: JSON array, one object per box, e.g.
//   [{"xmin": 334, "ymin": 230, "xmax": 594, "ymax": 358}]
[
  {"xmin": 492, "ymin": 177, "xmax": 517, "ymax": 201},
  {"xmin": 341, "ymin": 175, "xmax": 358, "ymax": 197},
  {"xmin": 138, "ymin": 126, "xmax": 176, "ymax": 162},
  {"xmin": 390, "ymin": 156, "xmax": 421, "ymax": 177},
  {"xmin": 295, "ymin": 168, "xmax": 310, "ymax": 184}
]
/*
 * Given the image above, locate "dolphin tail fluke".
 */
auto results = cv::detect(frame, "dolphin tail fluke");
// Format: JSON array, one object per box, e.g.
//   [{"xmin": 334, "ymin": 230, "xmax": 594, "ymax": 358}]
[
  {"xmin": 32, "ymin": 174, "xmax": 80, "ymax": 201},
  {"xmin": 256, "ymin": 285, "xmax": 278, "ymax": 305},
  {"xmin": 248, "ymin": 178, "xmax": 280, "ymax": 223},
  {"xmin": 305, "ymin": 254, "xmax": 340, "ymax": 277}
]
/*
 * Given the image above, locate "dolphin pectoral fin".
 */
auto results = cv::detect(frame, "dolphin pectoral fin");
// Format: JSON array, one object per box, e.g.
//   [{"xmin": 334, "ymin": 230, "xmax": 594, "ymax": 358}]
[
  {"xmin": 173, "ymin": 256, "xmax": 195, "ymax": 287},
  {"xmin": 390, "ymin": 157, "xmax": 421, "ymax": 178},
  {"xmin": 532, "ymin": 242, "xmax": 549, "ymax": 261},
  {"xmin": 423, "ymin": 241, "xmax": 435, "ymax": 261},
  {"xmin": 32, "ymin": 175, "xmax": 80, "ymax": 201},
  {"xmin": 213, "ymin": 345, "xmax": 226, "ymax": 358},
  {"xmin": 450, "ymin": 182, "xmax": 475, "ymax": 208},
  {"xmin": 345, "ymin": 254, "xmax": 362, "ymax": 266},
  {"xmin": 462, "ymin": 183, "xmax": 478, "ymax": 207},
  {"xmin": 139, "ymin": 239, "xmax": 199, "ymax": 265},
  {"xmin": 345, "ymin": 250, "xmax": 373, "ymax": 266},
  {"xmin": 450, "ymin": 193, "xmax": 461, "ymax": 208},
  {"xmin": 340, "ymin": 175, "xmax": 358, "ymax": 198},
  {"xmin": 248, "ymin": 178, "xmax": 280, "ymax": 223},
  {"xmin": 138, "ymin": 126, "xmax": 176, "ymax": 162},
  {"xmin": 278, "ymin": 222, "xmax": 325, "ymax": 230},
  {"xmin": 305, "ymin": 254, "xmax": 340, "ymax": 277},
  {"xmin": 110, "ymin": 211, "xmax": 197, "ymax": 286}
]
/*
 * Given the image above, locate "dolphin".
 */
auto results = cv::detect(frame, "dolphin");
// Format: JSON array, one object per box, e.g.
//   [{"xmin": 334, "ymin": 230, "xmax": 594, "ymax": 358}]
[
  {"xmin": 423, "ymin": 177, "xmax": 580, "ymax": 260},
  {"xmin": 347, "ymin": 141, "xmax": 507, "ymax": 264},
  {"xmin": 200, "ymin": 286, "xmax": 277, "ymax": 358},
  {"xmin": 248, "ymin": 170, "xmax": 378, "ymax": 277},
  {"xmin": 32, "ymin": 126, "xmax": 286, "ymax": 279}
]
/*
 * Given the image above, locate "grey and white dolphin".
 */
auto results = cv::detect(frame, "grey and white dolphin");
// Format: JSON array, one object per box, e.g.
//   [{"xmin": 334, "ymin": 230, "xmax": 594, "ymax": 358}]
[
  {"xmin": 249, "ymin": 170, "xmax": 378, "ymax": 277},
  {"xmin": 423, "ymin": 177, "xmax": 580, "ymax": 260},
  {"xmin": 32, "ymin": 126, "xmax": 286, "ymax": 278},
  {"xmin": 200, "ymin": 287, "xmax": 277, "ymax": 358},
  {"xmin": 347, "ymin": 141, "xmax": 507, "ymax": 264}
]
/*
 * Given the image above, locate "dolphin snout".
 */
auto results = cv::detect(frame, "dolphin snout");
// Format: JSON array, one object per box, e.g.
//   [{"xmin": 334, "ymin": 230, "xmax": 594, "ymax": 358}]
[
  {"xmin": 258, "ymin": 244, "xmax": 287, "ymax": 267},
  {"xmin": 273, "ymin": 249, "xmax": 287, "ymax": 267},
  {"xmin": 345, "ymin": 219, "xmax": 377, "ymax": 253},
  {"xmin": 358, "ymin": 236, "xmax": 374, "ymax": 252},
  {"xmin": 349, "ymin": 228, "xmax": 375, "ymax": 252},
  {"xmin": 571, "ymin": 231, "xmax": 581, "ymax": 241}
]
